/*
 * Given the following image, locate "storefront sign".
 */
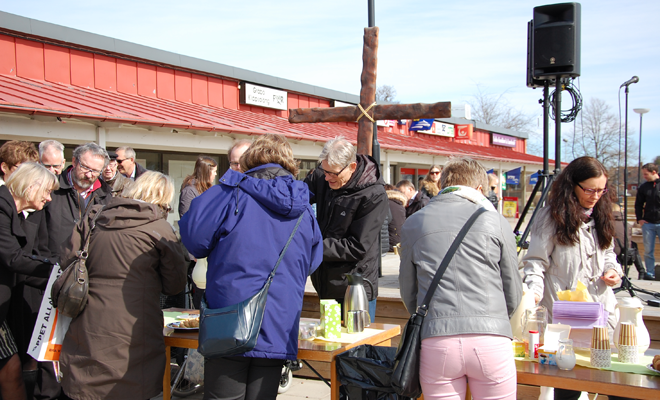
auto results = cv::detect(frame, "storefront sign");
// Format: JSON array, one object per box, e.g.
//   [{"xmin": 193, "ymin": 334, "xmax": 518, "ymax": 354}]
[
  {"xmin": 492, "ymin": 133, "xmax": 517, "ymax": 148},
  {"xmin": 455, "ymin": 124, "xmax": 473, "ymax": 139},
  {"xmin": 415, "ymin": 122, "xmax": 455, "ymax": 137},
  {"xmin": 240, "ymin": 83, "xmax": 287, "ymax": 110},
  {"xmin": 409, "ymin": 119, "xmax": 435, "ymax": 131},
  {"xmin": 377, "ymin": 120, "xmax": 398, "ymax": 127},
  {"xmin": 331, "ymin": 100, "xmax": 355, "ymax": 108}
]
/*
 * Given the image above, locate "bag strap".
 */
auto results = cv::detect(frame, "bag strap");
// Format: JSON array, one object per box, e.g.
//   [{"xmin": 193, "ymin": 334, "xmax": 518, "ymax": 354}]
[
  {"xmin": 416, "ymin": 207, "xmax": 488, "ymax": 316},
  {"xmin": 78, "ymin": 207, "xmax": 104, "ymax": 259},
  {"xmin": 268, "ymin": 213, "xmax": 305, "ymax": 280}
]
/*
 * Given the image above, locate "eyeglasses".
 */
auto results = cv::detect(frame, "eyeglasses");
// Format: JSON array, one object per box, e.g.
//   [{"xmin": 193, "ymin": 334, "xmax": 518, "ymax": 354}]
[
  {"xmin": 76, "ymin": 161, "xmax": 102, "ymax": 176},
  {"xmin": 429, "ymin": 171, "xmax": 440, "ymax": 175},
  {"xmin": 318, "ymin": 163, "xmax": 349, "ymax": 178},
  {"xmin": 229, "ymin": 162, "xmax": 240, "ymax": 168},
  {"xmin": 115, "ymin": 158, "xmax": 128, "ymax": 164},
  {"xmin": 41, "ymin": 162, "xmax": 64, "ymax": 169},
  {"xmin": 576, "ymin": 182, "xmax": 608, "ymax": 196}
]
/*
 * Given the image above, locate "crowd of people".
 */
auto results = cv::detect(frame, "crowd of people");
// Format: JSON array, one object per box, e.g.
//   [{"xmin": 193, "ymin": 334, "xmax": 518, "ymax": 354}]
[{"xmin": 0, "ymin": 135, "xmax": 640, "ymax": 400}]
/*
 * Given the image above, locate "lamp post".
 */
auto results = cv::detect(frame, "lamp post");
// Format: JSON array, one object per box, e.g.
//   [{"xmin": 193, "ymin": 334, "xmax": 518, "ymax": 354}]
[{"xmin": 634, "ymin": 108, "xmax": 650, "ymax": 187}]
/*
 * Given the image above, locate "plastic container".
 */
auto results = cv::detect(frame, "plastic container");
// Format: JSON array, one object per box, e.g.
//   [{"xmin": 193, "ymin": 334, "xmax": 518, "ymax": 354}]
[{"xmin": 298, "ymin": 321, "xmax": 319, "ymax": 340}]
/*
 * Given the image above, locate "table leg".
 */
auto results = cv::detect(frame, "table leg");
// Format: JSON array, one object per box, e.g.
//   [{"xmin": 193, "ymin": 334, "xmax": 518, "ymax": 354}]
[
  {"xmin": 331, "ymin": 357, "xmax": 339, "ymax": 400},
  {"xmin": 163, "ymin": 345, "xmax": 171, "ymax": 400}
]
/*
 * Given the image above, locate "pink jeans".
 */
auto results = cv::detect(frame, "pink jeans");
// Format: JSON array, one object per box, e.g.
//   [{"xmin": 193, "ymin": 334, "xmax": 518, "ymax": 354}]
[{"xmin": 420, "ymin": 334, "xmax": 516, "ymax": 400}]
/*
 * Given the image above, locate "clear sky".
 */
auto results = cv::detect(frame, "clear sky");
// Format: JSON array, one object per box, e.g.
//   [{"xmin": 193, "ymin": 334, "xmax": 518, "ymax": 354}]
[{"xmin": 2, "ymin": 1, "xmax": 659, "ymax": 163}]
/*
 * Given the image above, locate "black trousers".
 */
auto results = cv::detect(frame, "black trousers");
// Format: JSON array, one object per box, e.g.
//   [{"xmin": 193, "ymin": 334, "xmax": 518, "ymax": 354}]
[
  {"xmin": 554, "ymin": 388, "xmax": 633, "ymax": 400},
  {"xmin": 204, "ymin": 356, "xmax": 285, "ymax": 400}
]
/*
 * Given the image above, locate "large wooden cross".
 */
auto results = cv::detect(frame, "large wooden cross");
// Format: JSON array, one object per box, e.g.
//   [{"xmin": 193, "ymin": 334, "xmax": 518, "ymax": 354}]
[{"xmin": 288, "ymin": 27, "xmax": 452, "ymax": 156}]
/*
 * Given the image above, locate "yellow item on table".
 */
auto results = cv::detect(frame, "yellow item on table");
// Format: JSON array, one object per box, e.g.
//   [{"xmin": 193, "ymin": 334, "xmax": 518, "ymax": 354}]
[{"xmin": 557, "ymin": 280, "xmax": 593, "ymax": 302}]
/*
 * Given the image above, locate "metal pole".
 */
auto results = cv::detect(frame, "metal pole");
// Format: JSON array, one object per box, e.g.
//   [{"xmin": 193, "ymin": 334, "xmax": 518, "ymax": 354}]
[
  {"xmin": 543, "ymin": 81, "xmax": 550, "ymax": 174},
  {"xmin": 368, "ymin": 0, "xmax": 375, "ymax": 27},
  {"xmin": 623, "ymin": 85, "xmax": 629, "ymax": 279},
  {"xmin": 638, "ymin": 112, "xmax": 643, "ymax": 187},
  {"xmin": 554, "ymin": 76, "xmax": 562, "ymax": 173}
]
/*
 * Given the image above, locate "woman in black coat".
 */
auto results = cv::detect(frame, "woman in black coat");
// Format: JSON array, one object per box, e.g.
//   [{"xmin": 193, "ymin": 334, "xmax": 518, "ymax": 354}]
[{"xmin": 0, "ymin": 162, "xmax": 58, "ymax": 400}]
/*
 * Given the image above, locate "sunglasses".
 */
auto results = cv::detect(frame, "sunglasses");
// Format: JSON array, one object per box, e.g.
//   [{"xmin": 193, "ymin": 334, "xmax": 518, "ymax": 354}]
[
  {"xmin": 429, "ymin": 171, "xmax": 440, "ymax": 175},
  {"xmin": 115, "ymin": 158, "xmax": 128, "ymax": 164}
]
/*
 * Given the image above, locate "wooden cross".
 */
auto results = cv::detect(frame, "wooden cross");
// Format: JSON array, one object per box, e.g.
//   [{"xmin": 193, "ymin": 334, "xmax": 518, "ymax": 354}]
[{"xmin": 288, "ymin": 27, "xmax": 452, "ymax": 156}]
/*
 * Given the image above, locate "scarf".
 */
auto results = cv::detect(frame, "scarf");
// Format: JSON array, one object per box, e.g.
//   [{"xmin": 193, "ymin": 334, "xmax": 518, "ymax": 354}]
[{"xmin": 440, "ymin": 185, "xmax": 496, "ymax": 211}]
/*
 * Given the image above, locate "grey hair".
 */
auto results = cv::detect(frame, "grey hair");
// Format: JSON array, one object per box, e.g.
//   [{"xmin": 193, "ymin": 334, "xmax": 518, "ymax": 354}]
[
  {"xmin": 116, "ymin": 146, "xmax": 136, "ymax": 160},
  {"xmin": 38, "ymin": 140, "xmax": 65, "ymax": 160},
  {"xmin": 73, "ymin": 143, "xmax": 110, "ymax": 168},
  {"xmin": 440, "ymin": 157, "xmax": 489, "ymax": 194},
  {"xmin": 318, "ymin": 137, "xmax": 356, "ymax": 167}
]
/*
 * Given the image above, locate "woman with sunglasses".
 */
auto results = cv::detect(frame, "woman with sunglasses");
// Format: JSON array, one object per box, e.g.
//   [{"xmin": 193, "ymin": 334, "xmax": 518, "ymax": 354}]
[
  {"xmin": 523, "ymin": 157, "xmax": 621, "ymax": 400},
  {"xmin": 420, "ymin": 164, "xmax": 442, "ymax": 198}
]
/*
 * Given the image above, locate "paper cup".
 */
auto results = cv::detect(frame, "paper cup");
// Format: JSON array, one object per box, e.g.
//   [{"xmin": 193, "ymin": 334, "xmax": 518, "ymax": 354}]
[
  {"xmin": 618, "ymin": 345, "xmax": 639, "ymax": 363},
  {"xmin": 590, "ymin": 348, "xmax": 611, "ymax": 368},
  {"xmin": 618, "ymin": 322, "xmax": 637, "ymax": 346},
  {"xmin": 591, "ymin": 326, "xmax": 610, "ymax": 350}
]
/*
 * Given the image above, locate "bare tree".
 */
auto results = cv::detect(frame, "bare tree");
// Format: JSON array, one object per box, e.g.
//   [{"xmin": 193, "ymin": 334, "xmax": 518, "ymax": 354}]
[
  {"xmin": 467, "ymin": 85, "xmax": 540, "ymax": 154},
  {"xmin": 564, "ymin": 97, "xmax": 637, "ymax": 168},
  {"xmin": 376, "ymin": 85, "xmax": 399, "ymax": 104}
]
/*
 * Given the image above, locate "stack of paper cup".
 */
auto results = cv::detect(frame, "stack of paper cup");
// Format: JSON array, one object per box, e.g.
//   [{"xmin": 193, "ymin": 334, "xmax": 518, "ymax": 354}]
[
  {"xmin": 590, "ymin": 326, "xmax": 611, "ymax": 368},
  {"xmin": 617, "ymin": 322, "xmax": 639, "ymax": 364}
]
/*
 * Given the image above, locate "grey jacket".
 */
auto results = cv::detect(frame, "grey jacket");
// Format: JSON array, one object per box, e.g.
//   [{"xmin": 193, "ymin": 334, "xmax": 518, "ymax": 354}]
[{"xmin": 399, "ymin": 194, "xmax": 522, "ymax": 340}]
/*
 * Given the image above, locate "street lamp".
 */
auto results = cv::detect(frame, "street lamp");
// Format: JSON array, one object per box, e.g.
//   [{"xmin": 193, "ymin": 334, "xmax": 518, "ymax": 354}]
[{"xmin": 634, "ymin": 108, "xmax": 650, "ymax": 187}]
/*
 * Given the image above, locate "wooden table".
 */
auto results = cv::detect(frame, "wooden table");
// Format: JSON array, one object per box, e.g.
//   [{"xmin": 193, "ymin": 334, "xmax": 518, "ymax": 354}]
[
  {"xmin": 162, "ymin": 321, "xmax": 401, "ymax": 400},
  {"xmin": 515, "ymin": 359, "xmax": 660, "ymax": 400}
]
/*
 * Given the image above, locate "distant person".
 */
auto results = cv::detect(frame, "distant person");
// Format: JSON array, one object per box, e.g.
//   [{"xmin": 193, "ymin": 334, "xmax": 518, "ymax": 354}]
[
  {"xmin": 385, "ymin": 184, "xmax": 406, "ymax": 252},
  {"xmin": 228, "ymin": 139, "xmax": 252, "ymax": 172},
  {"xmin": 102, "ymin": 151, "xmax": 131, "ymax": 197},
  {"xmin": 115, "ymin": 146, "xmax": 147, "ymax": 180},
  {"xmin": 396, "ymin": 179, "xmax": 429, "ymax": 218},
  {"xmin": 304, "ymin": 137, "xmax": 388, "ymax": 322},
  {"xmin": 39, "ymin": 140, "xmax": 66, "ymax": 176},
  {"xmin": 634, "ymin": 162, "xmax": 660, "ymax": 279},
  {"xmin": 487, "ymin": 173, "xmax": 500, "ymax": 210},
  {"xmin": 0, "ymin": 141, "xmax": 39, "ymax": 184},
  {"xmin": 179, "ymin": 134, "xmax": 322, "ymax": 400},
  {"xmin": 420, "ymin": 165, "xmax": 442, "ymax": 198},
  {"xmin": 612, "ymin": 201, "xmax": 651, "ymax": 280},
  {"xmin": 58, "ymin": 172, "xmax": 187, "ymax": 400}
]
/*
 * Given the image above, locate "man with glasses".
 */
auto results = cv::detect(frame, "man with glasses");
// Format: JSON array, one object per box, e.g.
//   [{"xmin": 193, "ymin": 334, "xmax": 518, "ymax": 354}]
[
  {"xmin": 39, "ymin": 140, "xmax": 66, "ymax": 176},
  {"xmin": 304, "ymin": 137, "xmax": 388, "ymax": 322},
  {"xmin": 45, "ymin": 142, "xmax": 111, "ymax": 257},
  {"xmin": 228, "ymin": 139, "xmax": 251, "ymax": 172},
  {"xmin": 115, "ymin": 146, "xmax": 148, "ymax": 180},
  {"xmin": 102, "ymin": 151, "xmax": 131, "ymax": 197},
  {"xmin": 635, "ymin": 163, "xmax": 660, "ymax": 279}
]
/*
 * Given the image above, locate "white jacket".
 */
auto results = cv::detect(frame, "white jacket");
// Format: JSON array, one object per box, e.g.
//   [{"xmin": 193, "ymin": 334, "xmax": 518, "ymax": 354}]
[{"xmin": 522, "ymin": 207, "xmax": 622, "ymax": 331}]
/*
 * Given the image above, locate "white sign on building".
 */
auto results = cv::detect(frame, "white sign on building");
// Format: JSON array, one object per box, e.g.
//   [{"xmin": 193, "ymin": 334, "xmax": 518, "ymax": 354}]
[
  {"xmin": 240, "ymin": 83, "xmax": 288, "ymax": 110},
  {"xmin": 418, "ymin": 122, "xmax": 455, "ymax": 137}
]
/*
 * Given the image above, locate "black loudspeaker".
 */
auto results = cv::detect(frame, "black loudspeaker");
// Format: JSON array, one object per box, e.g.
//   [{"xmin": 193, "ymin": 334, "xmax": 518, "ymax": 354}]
[
  {"xmin": 533, "ymin": 2, "xmax": 581, "ymax": 78},
  {"xmin": 527, "ymin": 20, "xmax": 551, "ymax": 88}
]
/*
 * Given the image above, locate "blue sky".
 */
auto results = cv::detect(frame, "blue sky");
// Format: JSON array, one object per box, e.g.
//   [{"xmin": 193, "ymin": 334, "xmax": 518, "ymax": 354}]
[{"xmin": 2, "ymin": 1, "xmax": 659, "ymax": 162}]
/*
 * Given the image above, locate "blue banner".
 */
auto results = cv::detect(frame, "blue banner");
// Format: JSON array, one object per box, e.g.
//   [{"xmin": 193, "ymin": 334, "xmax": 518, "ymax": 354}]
[
  {"xmin": 506, "ymin": 167, "xmax": 521, "ymax": 185},
  {"xmin": 486, "ymin": 169, "xmax": 494, "ymax": 174},
  {"xmin": 529, "ymin": 172, "xmax": 539, "ymax": 185},
  {"xmin": 409, "ymin": 119, "xmax": 435, "ymax": 131}
]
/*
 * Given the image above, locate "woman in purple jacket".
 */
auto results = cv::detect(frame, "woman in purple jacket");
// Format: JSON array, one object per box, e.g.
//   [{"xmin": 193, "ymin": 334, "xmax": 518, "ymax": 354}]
[{"xmin": 179, "ymin": 134, "xmax": 323, "ymax": 400}]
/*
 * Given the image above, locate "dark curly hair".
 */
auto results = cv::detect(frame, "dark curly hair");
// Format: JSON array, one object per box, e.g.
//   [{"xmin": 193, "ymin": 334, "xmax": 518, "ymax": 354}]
[{"xmin": 548, "ymin": 156, "xmax": 614, "ymax": 249}]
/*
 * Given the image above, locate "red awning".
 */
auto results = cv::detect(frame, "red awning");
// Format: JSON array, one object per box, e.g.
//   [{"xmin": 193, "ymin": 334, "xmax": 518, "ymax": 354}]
[{"xmin": 0, "ymin": 74, "xmax": 547, "ymax": 165}]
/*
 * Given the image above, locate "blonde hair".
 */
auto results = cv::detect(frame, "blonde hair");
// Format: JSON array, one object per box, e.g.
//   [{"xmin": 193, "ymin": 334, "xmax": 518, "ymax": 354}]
[
  {"xmin": 440, "ymin": 157, "xmax": 488, "ymax": 194},
  {"xmin": 123, "ymin": 171, "xmax": 174, "ymax": 207},
  {"xmin": 6, "ymin": 162, "xmax": 59, "ymax": 202},
  {"xmin": 240, "ymin": 134, "xmax": 299, "ymax": 176}
]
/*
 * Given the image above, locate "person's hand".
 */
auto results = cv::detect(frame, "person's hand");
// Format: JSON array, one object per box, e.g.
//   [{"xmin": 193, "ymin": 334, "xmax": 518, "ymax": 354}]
[
  {"xmin": 534, "ymin": 293, "xmax": 541, "ymax": 304},
  {"xmin": 601, "ymin": 269, "xmax": 621, "ymax": 286},
  {"xmin": 639, "ymin": 220, "xmax": 647, "ymax": 227}
]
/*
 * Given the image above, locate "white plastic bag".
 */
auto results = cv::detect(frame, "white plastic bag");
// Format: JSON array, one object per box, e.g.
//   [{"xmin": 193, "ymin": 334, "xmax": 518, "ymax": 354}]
[{"xmin": 27, "ymin": 265, "xmax": 72, "ymax": 361}]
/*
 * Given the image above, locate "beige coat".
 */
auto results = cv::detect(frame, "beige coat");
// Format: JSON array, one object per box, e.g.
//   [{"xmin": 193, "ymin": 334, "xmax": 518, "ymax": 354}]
[
  {"xmin": 59, "ymin": 198, "xmax": 187, "ymax": 400},
  {"xmin": 522, "ymin": 207, "xmax": 623, "ymax": 331}
]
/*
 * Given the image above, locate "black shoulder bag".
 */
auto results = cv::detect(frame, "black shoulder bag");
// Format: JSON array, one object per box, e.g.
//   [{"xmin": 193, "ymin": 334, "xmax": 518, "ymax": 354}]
[
  {"xmin": 392, "ymin": 207, "xmax": 488, "ymax": 398},
  {"xmin": 198, "ymin": 213, "xmax": 305, "ymax": 358}
]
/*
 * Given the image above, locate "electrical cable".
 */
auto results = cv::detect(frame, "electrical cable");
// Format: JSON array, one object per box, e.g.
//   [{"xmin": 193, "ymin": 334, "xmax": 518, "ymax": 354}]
[{"xmin": 549, "ymin": 79, "xmax": 582, "ymax": 123}]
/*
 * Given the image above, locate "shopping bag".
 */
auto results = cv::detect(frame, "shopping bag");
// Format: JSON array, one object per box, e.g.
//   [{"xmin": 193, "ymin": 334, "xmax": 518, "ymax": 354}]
[{"xmin": 28, "ymin": 265, "xmax": 72, "ymax": 361}]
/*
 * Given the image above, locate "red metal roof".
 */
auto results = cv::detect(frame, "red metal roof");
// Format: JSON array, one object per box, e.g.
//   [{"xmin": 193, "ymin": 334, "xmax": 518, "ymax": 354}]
[{"xmin": 0, "ymin": 74, "xmax": 547, "ymax": 165}]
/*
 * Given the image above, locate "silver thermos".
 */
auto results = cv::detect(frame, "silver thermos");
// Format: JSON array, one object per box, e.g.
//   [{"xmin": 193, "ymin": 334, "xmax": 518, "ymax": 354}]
[{"xmin": 343, "ymin": 273, "xmax": 374, "ymax": 332}]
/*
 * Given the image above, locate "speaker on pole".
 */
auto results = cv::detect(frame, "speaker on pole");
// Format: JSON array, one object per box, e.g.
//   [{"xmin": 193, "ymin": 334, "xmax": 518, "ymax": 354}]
[{"xmin": 533, "ymin": 2, "xmax": 581, "ymax": 79}]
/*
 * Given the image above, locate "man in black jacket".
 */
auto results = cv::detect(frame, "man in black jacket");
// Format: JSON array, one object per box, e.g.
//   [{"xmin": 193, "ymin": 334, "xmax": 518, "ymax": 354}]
[
  {"xmin": 396, "ymin": 179, "xmax": 430, "ymax": 218},
  {"xmin": 304, "ymin": 137, "xmax": 388, "ymax": 322},
  {"xmin": 635, "ymin": 163, "xmax": 660, "ymax": 279},
  {"xmin": 115, "ymin": 146, "xmax": 147, "ymax": 180}
]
